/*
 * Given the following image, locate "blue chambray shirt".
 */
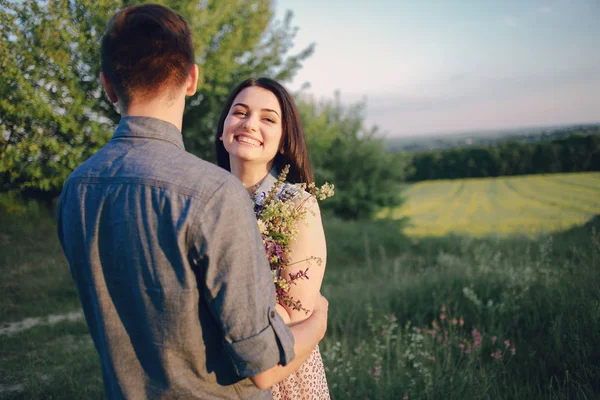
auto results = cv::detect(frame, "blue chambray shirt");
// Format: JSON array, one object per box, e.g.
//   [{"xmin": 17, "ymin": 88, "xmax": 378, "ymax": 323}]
[{"xmin": 56, "ymin": 116, "xmax": 294, "ymax": 399}]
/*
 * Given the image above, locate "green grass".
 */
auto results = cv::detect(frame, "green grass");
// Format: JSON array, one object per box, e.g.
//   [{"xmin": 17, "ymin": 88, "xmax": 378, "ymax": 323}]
[
  {"xmin": 0, "ymin": 321, "xmax": 103, "ymax": 399},
  {"xmin": 384, "ymin": 172, "xmax": 600, "ymax": 237},
  {"xmin": 1, "ymin": 189, "xmax": 599, "ymax": 399},
  {"xmin": 0, "ymin": 194, "xmax": 80, "ymax": 324},
  {"xmin": 321, "ymin": 217, "xmax": 600, "ymax": 399}
]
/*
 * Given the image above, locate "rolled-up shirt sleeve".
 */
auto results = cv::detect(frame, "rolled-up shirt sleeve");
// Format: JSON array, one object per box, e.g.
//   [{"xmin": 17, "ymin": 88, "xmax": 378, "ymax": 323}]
[{"xmin": 194, "ymin": 177, "xmax": 295, "ymax": 378}]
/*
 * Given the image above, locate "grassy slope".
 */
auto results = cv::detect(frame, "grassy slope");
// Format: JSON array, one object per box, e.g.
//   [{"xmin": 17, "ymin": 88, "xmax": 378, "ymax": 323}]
[{"xmin": 1, "ymin": 183, "xmax": 599, "ymax": 399}]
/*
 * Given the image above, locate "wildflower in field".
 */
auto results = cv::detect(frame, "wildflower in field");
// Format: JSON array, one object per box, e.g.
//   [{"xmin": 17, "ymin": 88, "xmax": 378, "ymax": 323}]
[
  {"xmin": 491, "ymin": 335, "xmax": 497, "ymax": 344},
  {"xmin": 472, "ymin": 329, "xmax": 482, "ymax": 348},
  {"xmin": 459, "ymin": 316, "xmax": 464, "ymax": 327},
  {"xmin": 491, "ymin": 350, "xmax": 503, "ymax": 360},
  {"xmin": 510, "ymin": 346, "xmax": 516, "ymax": 355},
  {"xmin": 504, "ymin": 339, "xmax": 510, "ymax": 348},
  {"xmin": 403, "ymin": 394, "xmax": 409, "ymax": 400},
  {"xmin": 368, "ymin": 364, "xmax": 382, "ymax": 383},
  {"xmin": 440, "ymin": 313, "xmax": 447, "ymax": 321},
  {"xmin": 373, "ymin": 365, "xmax": 382, "ymax": 377},
  {"xmin": 465, "ymin": 344, "xmax": 472, "ymax": 354},
  {"xmin": 458, "ymin": 343, "xmax": 465, "ymax": 350},
  {"xmin": 429, "ymin": 355, "xmax": 436, "ymax": 361},
  {"xmin": 451, "ymin": 318, "xmax": 458, "ymax": 325},
  {"xmin": 441, "ymin": 305, "xmax": 446, "ymax": 313}
]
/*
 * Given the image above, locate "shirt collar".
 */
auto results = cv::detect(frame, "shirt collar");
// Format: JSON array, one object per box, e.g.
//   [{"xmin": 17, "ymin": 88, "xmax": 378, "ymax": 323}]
[
  {"xmin": 111, "ymin": 116, "xmax": 185, "ymax": 150},
  {"xmin": 253, "ymin": 165, "xmax": 279, "ymax": 197}
]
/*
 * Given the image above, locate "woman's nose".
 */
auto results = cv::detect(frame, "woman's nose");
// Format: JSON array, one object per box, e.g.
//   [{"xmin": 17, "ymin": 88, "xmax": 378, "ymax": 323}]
[{"xmin": 243, "ymin": 114, "xmax": 259, "ymax": 131}]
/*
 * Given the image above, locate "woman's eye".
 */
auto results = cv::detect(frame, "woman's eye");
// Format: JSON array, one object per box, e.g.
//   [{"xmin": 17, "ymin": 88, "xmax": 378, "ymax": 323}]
[
  {"xmin": 233, "ymin": 111, "xmax": 246, "ymax": 116},
  {"xmin": 264, "ymin": 118, "xmax": 275, "ymax": 123}
]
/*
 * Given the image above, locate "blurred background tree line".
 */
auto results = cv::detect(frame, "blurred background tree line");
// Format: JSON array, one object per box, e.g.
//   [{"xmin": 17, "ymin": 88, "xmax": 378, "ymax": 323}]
[
  {"xmin": 0, "ymin": 0, "xmax": 406, "ymax": 219},
  {"xmin": 402, "ymin": 131, "xmax": 600, "ymax": 182}
]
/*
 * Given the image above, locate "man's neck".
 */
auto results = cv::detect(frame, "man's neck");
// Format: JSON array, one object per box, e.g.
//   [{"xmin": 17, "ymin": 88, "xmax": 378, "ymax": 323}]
[
  {"xmin": 230, "ymin": 159, "xmax": 274, "ymax": 195},
  {"xmin": 121, "ymin": 97, "xmax": 185, "ymax": 132}
]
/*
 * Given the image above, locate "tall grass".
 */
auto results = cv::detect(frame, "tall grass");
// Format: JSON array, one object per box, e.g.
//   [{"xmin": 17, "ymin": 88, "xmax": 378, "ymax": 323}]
[{"xmin": 321, "ymin": 217, "xmax": 600, "ymax": 399}]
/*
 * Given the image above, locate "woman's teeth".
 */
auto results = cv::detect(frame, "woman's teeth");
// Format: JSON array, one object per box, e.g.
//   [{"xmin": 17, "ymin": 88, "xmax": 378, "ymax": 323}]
[{"xmin": 237, "ymin": 136, "xmax": 261, "ymax": 147}]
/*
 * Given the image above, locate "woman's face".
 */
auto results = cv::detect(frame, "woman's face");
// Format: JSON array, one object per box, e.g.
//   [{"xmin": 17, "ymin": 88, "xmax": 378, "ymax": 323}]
[{"xmin": 222, "ymin": 86, "xmax": 283, "ymax": 167}]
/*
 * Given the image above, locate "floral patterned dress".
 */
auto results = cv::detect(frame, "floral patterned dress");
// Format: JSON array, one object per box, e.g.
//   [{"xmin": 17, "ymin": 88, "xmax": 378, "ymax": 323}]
[
  {"xmin": 253, "ymin": 168, "xmax": 331, "ymax": 400},
  {"xmin": 270, "ymin": 346, "xmax": 330, "ymax": 400}
]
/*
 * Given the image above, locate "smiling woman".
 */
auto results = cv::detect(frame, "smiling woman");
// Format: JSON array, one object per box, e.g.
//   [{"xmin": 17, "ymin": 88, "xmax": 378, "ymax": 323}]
[{"xmin": 214, "ymin": 78, "xmax": 330, "ymax": 399}]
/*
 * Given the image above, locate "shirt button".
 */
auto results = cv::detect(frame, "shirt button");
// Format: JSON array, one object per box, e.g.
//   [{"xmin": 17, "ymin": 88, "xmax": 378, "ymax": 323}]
[{"xmin": 270, "ymin": 310, "xmax": 276, "ymax": 318}]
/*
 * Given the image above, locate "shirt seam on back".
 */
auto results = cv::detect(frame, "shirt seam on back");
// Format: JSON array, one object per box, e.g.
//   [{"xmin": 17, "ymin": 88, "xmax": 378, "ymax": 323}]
[
  {"xmin": 67, "ymin": 176, "xmax": 210, "ymax": 201},
  {"xmin": 111, "ymin": 134, "xmax": 184, "ymax": 149}
]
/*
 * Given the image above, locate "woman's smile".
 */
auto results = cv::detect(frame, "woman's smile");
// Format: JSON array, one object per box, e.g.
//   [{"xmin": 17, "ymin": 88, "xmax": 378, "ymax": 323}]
[{"xmin": 235, "ymin": 134, "xmax": 263, "ymax": 147}]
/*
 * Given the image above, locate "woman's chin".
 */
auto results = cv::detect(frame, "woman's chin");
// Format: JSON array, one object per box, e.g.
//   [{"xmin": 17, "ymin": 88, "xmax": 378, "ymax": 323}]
[
  {"xmin": 229, "ymin": 147, "xmax": 275, "ymax": 165},
  {"xmin": 228, "ymin": 146, "xmax": 258, "ymax": 159}
]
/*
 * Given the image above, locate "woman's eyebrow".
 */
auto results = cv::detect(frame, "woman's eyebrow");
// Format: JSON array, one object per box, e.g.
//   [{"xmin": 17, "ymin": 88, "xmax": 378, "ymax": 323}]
[
  {"xmin": 232, "ymin": 102, "xmax": 280, "ymax": 118},
  {"xmin": 262, "ymin": 108, "xmax": 280, "ymax": 118}
]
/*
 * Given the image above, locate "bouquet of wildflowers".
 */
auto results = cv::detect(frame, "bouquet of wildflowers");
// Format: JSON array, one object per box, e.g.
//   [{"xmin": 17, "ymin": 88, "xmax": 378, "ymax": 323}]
[{"xmin": 253, "ymin": 165, "xmax": 334, "ymax": 314}]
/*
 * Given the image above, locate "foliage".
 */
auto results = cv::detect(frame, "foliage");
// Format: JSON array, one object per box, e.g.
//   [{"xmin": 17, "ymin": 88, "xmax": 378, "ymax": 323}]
[
  {"xmin": 403, "ymin": 130, "xmax": 600, "ymax": 181},
  {"xmin": 298, "ymin": 94, "xmax": 409, "ymax": 219},
  {"xmin": 0, "ymin": 0, "xmax": 312, "ymax": 196}
]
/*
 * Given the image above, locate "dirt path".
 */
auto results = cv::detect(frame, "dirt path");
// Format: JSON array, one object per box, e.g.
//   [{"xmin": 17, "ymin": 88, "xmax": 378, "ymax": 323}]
[{"xmin": 0, "ymin": 311, "xmax": 84, "ymax": 336}]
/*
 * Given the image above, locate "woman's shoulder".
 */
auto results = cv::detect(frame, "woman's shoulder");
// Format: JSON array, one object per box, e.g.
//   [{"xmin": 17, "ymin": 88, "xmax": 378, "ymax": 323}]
[{"xmin": 283, "ymin": 183, "xmax": 321, "ymax": 216}]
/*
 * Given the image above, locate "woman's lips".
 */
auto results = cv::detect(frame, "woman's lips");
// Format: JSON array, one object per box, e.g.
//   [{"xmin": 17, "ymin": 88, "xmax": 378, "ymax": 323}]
[{"xmin": 235, "ymin": 135, "xmax": 262, "ymax": 147}]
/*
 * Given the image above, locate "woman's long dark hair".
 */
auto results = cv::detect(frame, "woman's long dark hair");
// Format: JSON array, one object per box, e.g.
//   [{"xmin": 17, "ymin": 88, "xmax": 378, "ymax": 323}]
[{"xmin": 215, "ymin": 77, "xmax": 314, "ymax": 184}]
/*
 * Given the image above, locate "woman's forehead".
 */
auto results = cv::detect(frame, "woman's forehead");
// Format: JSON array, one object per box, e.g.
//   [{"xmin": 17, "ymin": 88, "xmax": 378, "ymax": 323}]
[{"xmin": 233, "ymin": 87, "xmax": 281, "ymax": 113}]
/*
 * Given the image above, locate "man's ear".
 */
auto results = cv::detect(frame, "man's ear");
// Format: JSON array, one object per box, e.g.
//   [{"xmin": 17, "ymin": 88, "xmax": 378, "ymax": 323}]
[
  {"xmin": 185, "ymin": 64, "xmax": 199, "ymax": 96},
  {"xmin": 100, "ymin": 72, "xmax": 119, "ymax": 104}
]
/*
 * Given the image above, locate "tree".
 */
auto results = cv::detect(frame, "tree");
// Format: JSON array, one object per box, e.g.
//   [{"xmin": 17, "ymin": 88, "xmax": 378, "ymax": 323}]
[
  {"xmin": 0, "ymin": 0, "xmax": 312, "ymax": 199},
  {"xmin": 298, "ymin": 94, "xmax": 407, "ymax": 220}
]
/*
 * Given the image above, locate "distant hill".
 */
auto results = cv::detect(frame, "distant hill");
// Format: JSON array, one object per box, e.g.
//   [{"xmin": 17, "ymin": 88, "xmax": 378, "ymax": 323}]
[{"xmin": 385, "ymin": 123, "xmax": 600, "ymax": 153}]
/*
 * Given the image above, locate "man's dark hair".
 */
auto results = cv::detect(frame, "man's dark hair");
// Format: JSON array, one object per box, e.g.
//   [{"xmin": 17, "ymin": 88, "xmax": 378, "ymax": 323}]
[{"xmin": 100, "ymin": 4, "xmax": 194, "ymax": 106}]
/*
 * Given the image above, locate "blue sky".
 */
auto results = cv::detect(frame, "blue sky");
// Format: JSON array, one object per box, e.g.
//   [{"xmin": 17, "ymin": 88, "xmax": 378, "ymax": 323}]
[{"xmin": 275, "ymin": 0, "xmax": 600, "ymax": 137}]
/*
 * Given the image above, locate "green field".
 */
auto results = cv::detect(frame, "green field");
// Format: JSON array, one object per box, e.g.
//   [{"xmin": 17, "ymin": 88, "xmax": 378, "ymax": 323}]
[{"xmin": 386, "ymin": 172, "xmax": 600, "ymax": 236}]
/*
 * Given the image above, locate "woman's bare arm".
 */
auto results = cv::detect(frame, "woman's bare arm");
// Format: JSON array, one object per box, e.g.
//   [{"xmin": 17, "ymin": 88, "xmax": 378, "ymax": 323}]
[{"xmin": 280, "ymin": 193, "xmax": 327, "ymax": 323}]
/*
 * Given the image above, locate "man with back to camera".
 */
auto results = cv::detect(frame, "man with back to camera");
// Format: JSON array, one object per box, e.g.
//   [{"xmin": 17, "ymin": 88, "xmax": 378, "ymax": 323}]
[{"xmin": 56, "ymin": 4, "xmax": 328, "ymax": 399}]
